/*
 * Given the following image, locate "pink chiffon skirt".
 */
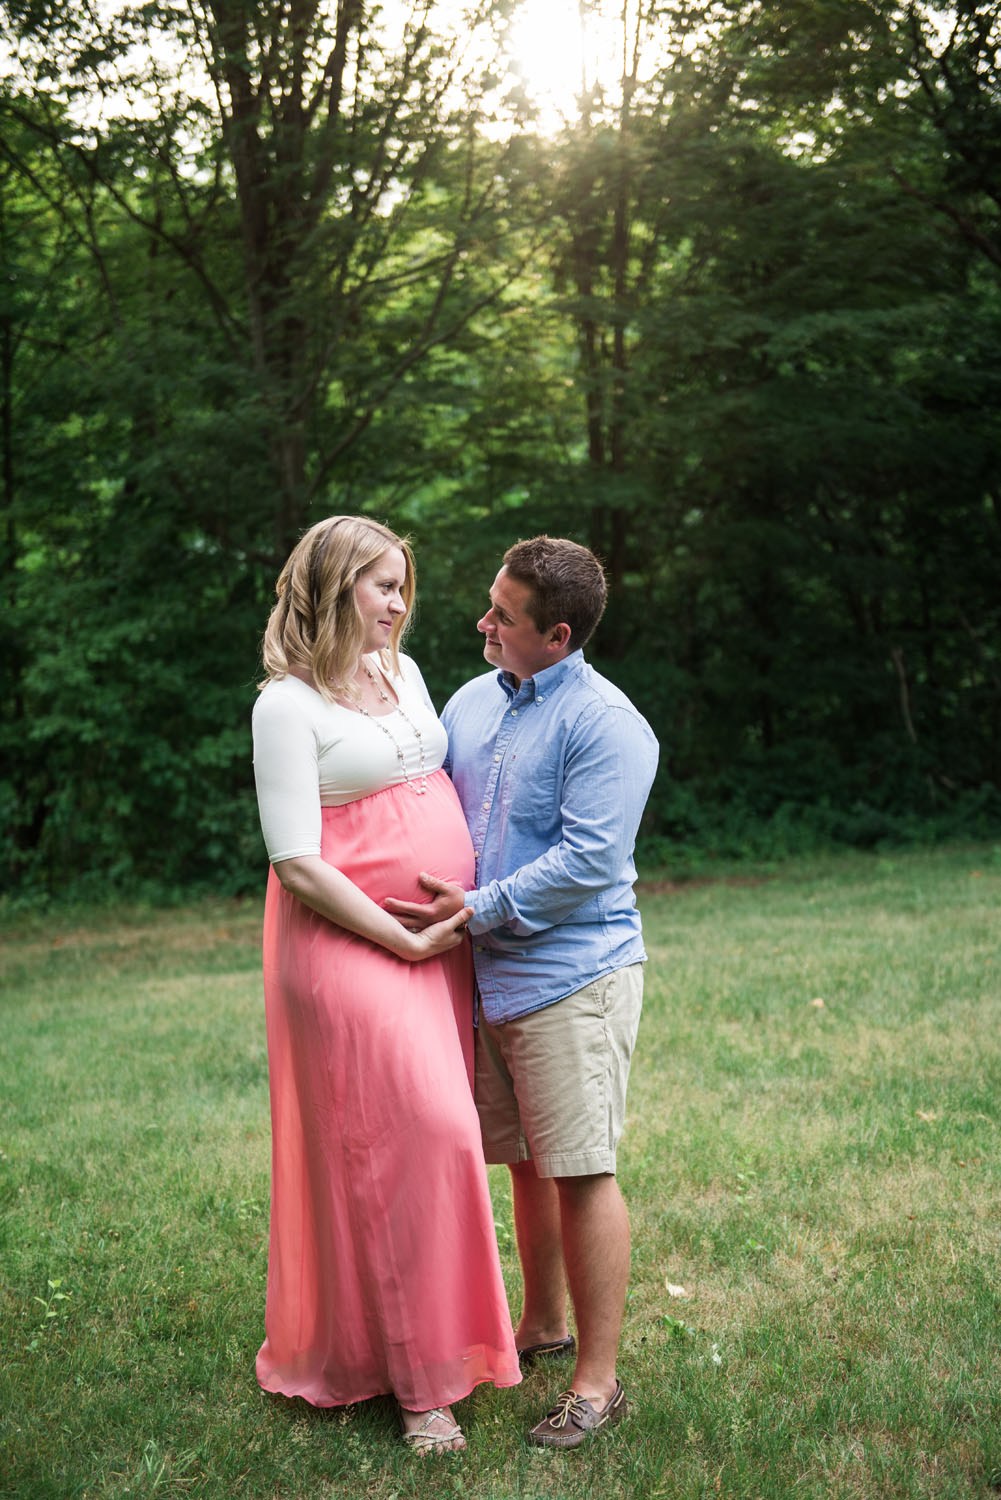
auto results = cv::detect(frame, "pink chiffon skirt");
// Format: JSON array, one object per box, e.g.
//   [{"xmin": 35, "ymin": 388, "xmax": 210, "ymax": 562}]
[{"xmin": 256, "ymin": 769, "xmax": 521, "ymax": 1410}]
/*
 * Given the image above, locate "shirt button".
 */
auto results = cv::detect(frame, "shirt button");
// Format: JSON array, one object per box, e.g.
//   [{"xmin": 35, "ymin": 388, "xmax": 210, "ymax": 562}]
[
  {"xmin": 493, "ymin": 754, "xmax": 500, "ymax": 763},
  {"xmin": 511, "ymin": 709, "xmax": 519, "ymax": 716},
  {"xmin": 482, "ymin": 802, "xmax": 489, "ymax": 811},
  {"xmin": 537, "ymin": 695, "xmax": 545, "ymax": 702}
]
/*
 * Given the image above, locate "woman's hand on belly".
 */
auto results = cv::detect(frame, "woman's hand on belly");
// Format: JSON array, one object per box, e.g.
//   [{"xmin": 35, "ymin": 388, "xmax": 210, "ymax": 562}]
[{"xmin": 274, "ymin": 856, "xmax": 471, "ymax": 961}]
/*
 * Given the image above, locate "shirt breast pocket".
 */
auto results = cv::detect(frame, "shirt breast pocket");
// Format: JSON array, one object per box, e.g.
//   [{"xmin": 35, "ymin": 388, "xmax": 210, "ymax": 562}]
[{"xmin": 503, "ymin": 740, "xmax": 562, "ymax": 833}]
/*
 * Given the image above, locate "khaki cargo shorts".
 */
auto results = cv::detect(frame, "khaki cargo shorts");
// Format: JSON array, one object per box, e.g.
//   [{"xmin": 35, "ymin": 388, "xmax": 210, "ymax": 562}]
[{"xmin": 474, "ymin": 962, "xmax": 644, "ymax": 1178}]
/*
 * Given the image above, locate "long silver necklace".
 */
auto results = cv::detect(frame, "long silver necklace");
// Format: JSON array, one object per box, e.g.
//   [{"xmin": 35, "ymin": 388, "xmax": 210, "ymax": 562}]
[{"xmin": 352, "ymin": 662, "xmax": 428, "ymax": 795}]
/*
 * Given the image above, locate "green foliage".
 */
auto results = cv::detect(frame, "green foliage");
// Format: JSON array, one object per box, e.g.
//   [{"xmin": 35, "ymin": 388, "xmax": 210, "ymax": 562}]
[
  {"xmin": 1, "ymin": 1, "xmax": 1000, "ymax": 901},
  {"xmin": 529, "ymin": 0, "xmax": 1001, "ymax": 859}
]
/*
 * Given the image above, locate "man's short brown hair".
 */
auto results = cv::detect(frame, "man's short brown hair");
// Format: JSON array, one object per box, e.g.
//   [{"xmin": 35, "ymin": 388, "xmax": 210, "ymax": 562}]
[{"xmin": 502, "ymin": 536, "xmax": 607, "ymax": 651}]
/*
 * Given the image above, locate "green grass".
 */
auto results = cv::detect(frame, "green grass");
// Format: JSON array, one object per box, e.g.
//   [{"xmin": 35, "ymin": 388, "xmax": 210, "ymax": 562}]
[{"xmin": 2, "ymin": 846, "xmax": 1000, "ymax": 1499}]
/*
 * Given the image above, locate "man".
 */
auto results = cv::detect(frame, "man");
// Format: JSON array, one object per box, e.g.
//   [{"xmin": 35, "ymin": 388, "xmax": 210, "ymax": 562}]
[{"xmin": 388, "ymin": 536, "xmax": 658, "ymax": 1447}]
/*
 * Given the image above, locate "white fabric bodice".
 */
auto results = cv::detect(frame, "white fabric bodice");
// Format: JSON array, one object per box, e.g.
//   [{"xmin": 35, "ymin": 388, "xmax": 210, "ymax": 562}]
[{"xmin": 252, "ymin": 653, "xmax": 447, "ymax": 863}]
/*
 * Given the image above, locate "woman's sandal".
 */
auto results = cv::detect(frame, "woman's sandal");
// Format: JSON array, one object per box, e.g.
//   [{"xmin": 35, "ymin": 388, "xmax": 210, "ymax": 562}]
[{"xmin": 401, "ymin": 1407, "xmax": 466, "ymax": 1455}]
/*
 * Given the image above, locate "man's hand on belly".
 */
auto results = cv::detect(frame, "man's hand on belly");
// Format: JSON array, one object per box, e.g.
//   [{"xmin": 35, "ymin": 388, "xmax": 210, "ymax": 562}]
[{"xmin": 385, "ymin": 873, "xmax": 468, "ymax": 931}]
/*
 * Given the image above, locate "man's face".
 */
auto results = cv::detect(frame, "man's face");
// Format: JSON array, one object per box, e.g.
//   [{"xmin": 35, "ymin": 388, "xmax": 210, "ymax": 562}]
[{"xmin": 477, "ymin": 567, "xmax": 561, "ymax": 684}]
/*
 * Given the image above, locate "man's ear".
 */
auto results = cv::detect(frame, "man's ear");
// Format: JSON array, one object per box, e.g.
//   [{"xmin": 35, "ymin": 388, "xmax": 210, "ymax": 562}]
[{"xmin": 549, "ymin": 622, "xmax": 572, "ymax": 651}]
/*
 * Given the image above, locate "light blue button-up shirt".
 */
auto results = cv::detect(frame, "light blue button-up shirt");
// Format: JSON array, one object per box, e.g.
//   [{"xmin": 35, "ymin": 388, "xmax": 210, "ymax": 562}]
[{"xmin": 441, "ymin": 650, "xmax": 659, "ymax": 1024}]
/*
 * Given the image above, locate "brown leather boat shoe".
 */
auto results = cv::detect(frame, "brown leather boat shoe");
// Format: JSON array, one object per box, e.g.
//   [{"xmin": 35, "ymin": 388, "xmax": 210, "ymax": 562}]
[
  {"xmin": 517, "ymin": 1335, "xmax": 576, "ymax": 1368},
  {"xmin": 527, "ymin": 1381, "xmax": 628, "ymax": 1448}
]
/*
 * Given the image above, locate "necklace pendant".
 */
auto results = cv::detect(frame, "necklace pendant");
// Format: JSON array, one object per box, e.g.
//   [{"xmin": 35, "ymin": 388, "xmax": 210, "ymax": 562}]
[{"xmin": 358, "ymin": 662, "xmax": 430, "ymax": 795}]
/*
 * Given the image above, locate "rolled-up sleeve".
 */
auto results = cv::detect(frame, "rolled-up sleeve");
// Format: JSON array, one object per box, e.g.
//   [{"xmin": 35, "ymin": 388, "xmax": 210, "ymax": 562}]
[{"xmin": 466, "ymin": 705, "xmax": 657, "ymax": 937}]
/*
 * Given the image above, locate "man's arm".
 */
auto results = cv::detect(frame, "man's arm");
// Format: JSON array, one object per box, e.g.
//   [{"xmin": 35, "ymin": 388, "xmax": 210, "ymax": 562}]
[
  {"xmin": 386, "ymin": 705, "xmax": 657, "ymax": 935},
  {"xmin": 467, "ymin": 706, "xmax": 657, "ymax": 936}
]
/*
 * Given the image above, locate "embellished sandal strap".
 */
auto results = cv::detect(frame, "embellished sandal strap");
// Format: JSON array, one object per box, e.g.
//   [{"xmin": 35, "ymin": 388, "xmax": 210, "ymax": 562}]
[{"xmin": 402, "ymin": 1408, "xmax": 463, "ymax": 1447}]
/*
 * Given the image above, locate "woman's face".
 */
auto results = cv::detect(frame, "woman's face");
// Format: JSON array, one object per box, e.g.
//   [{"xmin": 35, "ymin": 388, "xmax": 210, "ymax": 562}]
[{"xmin": 354, "ymin": 546, "xmax": 409, "ymax": 654}]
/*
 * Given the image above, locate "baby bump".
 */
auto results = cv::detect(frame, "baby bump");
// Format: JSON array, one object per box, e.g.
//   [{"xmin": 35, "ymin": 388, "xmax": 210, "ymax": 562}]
[{"xmin": 318, "ymin": 768, "xmax": 475, "ymax": 906}]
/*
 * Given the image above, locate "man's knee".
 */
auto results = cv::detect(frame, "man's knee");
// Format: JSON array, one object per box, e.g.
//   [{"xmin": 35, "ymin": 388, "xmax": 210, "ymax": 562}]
[{"xmin": 553, "ymin": 1170, "xmax": 617, "ymax": 1202}]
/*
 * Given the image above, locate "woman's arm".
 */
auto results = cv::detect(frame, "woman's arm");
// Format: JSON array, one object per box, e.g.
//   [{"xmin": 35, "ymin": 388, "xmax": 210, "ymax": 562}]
[
  {"xmin": 255, "ymin": 684, "xmax": 467, "ymax": 959},
  {"xmin": 274, "ymin": 854, "xmax": 471, "ymax": 961}
]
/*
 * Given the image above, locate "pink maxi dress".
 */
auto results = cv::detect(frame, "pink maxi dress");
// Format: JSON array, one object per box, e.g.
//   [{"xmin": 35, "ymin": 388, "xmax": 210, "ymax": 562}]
[{"xmin": 255, "ymin": 758, "xmax": 521, "ymax": 1411}]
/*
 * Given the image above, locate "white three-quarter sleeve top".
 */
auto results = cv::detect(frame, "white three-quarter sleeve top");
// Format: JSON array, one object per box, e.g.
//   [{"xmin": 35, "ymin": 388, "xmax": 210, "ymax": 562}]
[{"xmin": 252, "ymin": 653, "xmax": 448, "ymax": 864}]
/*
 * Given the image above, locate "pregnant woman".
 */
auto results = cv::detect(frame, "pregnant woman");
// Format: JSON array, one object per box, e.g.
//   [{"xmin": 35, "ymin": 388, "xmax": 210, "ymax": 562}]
[{"xmin": 251, "ymin": 515, "xmax": 520, "ymax": 1454}]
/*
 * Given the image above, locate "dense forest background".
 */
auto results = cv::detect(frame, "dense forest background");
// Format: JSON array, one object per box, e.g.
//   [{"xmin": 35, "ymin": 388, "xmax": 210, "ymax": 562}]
[{"xmin": 1, "ymin": 0, "xmax": 999, "ymax": 902}]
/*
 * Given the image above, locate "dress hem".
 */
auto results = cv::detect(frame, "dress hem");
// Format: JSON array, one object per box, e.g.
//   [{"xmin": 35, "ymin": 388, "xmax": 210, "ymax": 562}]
[{"xmin": 256, "ymin": 1369, "xmax": 523, "ymax": 1410}]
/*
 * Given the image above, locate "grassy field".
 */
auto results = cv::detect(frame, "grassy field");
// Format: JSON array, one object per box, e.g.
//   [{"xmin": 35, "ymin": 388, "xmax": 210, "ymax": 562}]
[{"xmin": 1, "ymin": 845, "xmax": 999, "ymax": 1499}]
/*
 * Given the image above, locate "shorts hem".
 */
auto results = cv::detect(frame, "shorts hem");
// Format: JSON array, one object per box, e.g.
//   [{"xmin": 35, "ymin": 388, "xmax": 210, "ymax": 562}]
[
  {"xmin": 482, "ymin": 1144, "xmax": 530, "ymax": 1165},
  {"xmin": 532, "ymin": 1150, "xmax": 616, "ymax": 1179}
]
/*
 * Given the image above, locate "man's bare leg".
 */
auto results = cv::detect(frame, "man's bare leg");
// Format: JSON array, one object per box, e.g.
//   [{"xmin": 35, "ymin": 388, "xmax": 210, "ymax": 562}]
[
  {"xmin": 509, "ymin": 1159, "xmax": 569, "ymax": 1348},
  {"xmin": 555, "ymin": 1171, "xmax": 629, "ymax": 1406}
]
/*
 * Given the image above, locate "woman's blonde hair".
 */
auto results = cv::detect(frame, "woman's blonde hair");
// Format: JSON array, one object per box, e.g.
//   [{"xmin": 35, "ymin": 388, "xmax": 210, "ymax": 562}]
[{"xmin": 259, "ymin": 515, "xmax": 416, "ymax": 701}]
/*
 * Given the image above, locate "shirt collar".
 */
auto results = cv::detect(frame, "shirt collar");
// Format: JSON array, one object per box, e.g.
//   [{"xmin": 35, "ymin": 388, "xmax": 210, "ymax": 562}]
[{"xmin": 497, "ymin": 649, "xmax": 585, "ymax": 702}]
